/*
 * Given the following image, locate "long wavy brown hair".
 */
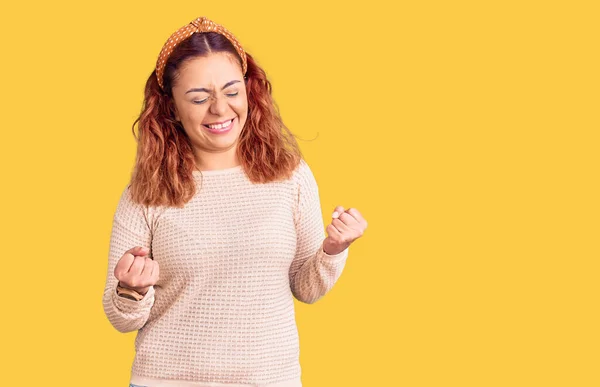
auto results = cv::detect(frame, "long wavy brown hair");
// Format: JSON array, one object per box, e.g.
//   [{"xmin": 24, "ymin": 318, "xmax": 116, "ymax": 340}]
[{"xmin": 128, "ymin": 32, "xmax": 303, "ymax": 208}]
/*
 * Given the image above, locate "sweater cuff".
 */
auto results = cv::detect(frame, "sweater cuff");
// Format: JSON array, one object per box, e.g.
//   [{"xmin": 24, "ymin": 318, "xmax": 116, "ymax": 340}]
[
  {"xmin": 112, "ymin": 285, "xmax": 155, "ymax": 312},
  {"xmin": 318, "ymin": 242, "xmax": 349, "ymax": 264}
]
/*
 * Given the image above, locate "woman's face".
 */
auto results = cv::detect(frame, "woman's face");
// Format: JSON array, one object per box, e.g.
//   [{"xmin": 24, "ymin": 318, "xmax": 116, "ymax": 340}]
[{"xmin": 171, "ymin": 52, "xmax": 248, "ymax": 159}]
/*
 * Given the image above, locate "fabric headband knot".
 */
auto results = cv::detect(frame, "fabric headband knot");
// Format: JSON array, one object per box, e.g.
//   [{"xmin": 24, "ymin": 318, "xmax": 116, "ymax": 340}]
[{"xmin": 155, "ymin": 16, "xmax": 248, "ymax": 91}]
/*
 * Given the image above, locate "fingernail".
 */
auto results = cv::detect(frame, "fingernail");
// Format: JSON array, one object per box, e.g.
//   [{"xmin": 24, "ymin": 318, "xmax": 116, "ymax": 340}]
[{"xmin": 332, "ymin": 211, "xmax": 339, "ymax": 219}]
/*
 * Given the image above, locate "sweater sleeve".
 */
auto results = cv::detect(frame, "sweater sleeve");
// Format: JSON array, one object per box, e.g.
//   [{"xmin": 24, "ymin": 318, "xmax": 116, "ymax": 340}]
[
  {"xmin": 288, "ymin": 160, "xmax": 349, "ymax": 304},
  {"xmin": 102, "ymin": 185, "xmax": 156, "ymax": 333}
]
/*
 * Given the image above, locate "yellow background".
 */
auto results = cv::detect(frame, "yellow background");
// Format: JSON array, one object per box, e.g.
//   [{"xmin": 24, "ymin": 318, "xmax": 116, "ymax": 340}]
[{"xmin": 1, "ymin": 0, "xmax": 598, "ymax": 386}]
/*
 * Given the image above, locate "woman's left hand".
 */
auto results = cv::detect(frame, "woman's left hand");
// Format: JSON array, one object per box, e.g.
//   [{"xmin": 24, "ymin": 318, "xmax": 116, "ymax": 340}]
[{"xmin": 322, "ymin": 206, "xmax": 368, "ymax": 256}]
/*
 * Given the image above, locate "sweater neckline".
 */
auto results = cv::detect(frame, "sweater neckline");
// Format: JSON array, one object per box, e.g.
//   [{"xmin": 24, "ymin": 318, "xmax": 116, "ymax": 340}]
[{"xmin": 192, "ymin": 165, "xmax": 243, "ymax": 176}]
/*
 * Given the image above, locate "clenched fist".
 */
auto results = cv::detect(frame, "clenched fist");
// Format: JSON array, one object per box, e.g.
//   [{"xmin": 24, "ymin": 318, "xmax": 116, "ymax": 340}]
[
  {"xmin": 323, "ymin": 206, "xmax": 368, "ymax": 256},
  {"xmin": 114, "ymin": 246, "xmax": 159, "ymax": 296}
]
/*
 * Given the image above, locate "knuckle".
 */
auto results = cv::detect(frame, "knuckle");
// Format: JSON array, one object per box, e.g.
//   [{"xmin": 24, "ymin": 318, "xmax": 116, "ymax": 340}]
[{"xmin": 114, "ymin": 266, "xmax": 125, "ymax": 279}]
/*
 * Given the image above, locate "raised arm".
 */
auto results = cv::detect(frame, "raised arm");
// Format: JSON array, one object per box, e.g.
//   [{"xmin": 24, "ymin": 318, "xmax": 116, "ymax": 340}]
[
  {"xmin": 102, "ymin": 185, "xmax": 156, "ymax": 333},
  {"xmin": 288, "ymin": 161, "xmax": 349, "ymax": 304}
]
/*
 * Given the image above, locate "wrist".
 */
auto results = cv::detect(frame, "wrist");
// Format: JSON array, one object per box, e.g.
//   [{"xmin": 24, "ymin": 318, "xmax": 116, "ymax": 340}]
[
  {"xmin": 322, "ymin": 239, "xmax": 349, "ymax": 256},
  {"xmin": 118, "ymin": 281, "xmax": 148, "ymax": 296}
]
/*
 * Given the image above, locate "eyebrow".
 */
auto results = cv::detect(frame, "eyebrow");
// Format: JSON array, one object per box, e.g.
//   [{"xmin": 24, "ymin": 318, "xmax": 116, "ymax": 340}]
[{"xmin": 185, "ymin": 80, "xmax": 241, "ymax": 94}]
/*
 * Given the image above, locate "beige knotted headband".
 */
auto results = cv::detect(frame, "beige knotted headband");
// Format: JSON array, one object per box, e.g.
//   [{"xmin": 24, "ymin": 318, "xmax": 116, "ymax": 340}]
[{"xmin": 155, "ymin": 16, "xmax": 248, "ymax": 91}]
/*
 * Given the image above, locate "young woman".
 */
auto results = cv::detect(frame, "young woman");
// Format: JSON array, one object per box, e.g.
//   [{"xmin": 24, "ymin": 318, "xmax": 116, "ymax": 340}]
[{"xmin": 102, "ymin": 16, "xmax": 368, "ymax": 387}]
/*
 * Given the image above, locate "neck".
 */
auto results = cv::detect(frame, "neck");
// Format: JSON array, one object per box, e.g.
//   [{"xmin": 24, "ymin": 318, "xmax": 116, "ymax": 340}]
[{"xmin": 194, "ymin": 148, "xmax": 240, "ymax": 172}]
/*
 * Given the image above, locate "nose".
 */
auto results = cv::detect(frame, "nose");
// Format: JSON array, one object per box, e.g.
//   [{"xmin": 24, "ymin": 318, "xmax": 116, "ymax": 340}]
[{"xmin": 209, "ymin": 94, "xmax": 228, "ymax": 116}]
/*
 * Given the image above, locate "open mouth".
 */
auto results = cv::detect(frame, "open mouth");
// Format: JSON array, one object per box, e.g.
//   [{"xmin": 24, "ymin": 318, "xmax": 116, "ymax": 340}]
[{"xmin": 203, "ymin": 118, "xmax": 234, "ymax": 131}]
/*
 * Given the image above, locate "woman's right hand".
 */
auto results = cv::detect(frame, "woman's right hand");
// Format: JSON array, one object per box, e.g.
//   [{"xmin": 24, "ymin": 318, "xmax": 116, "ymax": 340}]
[{"xmin": 114, "ymin": 246, "xmax": 159, "ymax": 296}]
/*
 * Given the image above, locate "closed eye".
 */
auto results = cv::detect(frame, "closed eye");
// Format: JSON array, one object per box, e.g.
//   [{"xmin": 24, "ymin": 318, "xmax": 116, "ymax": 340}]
[{"xmin": 192, "ymin": 92, "xmax": 238, "ymax": 104}]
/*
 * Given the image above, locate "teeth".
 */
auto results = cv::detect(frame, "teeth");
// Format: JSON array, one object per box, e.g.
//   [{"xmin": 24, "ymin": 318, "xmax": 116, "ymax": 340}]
[{"xmin": 207, "ymin": 119, "xmax": 233, "ymax": 129}]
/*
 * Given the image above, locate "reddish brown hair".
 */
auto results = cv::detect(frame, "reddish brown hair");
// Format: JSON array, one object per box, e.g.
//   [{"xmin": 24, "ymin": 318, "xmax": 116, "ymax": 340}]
[{"xmin": 128, "ymin": 32, "xmax": 303, "ymax": 208}]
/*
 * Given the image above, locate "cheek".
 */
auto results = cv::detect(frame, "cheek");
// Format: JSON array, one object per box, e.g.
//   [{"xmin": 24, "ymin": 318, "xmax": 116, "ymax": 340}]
[
  {"xmin": 185, "ymin": 108, "xmax": 207, "ymax": 124},
  {"xmin": 233, "ymin": 99, "xmax": 248, "ymax": 121}
]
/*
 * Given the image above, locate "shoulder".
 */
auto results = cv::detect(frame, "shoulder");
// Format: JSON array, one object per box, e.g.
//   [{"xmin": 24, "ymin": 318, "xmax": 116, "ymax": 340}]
[
  {"xmin": 114, "ymin": 185, "xmax": 149, "ymax": 221},
  {"xmin": 117, "ymin": 184, "xmax": 165, "ymax": 230},
  {"xmin": 291, "ymin": 159, "xmax": 320, "ymax": 194},
  {"xmin": 291, "ymin": 158, "xmax": 316, "ymax": 182},
  {"xmin": 117, "ymin": 184, "xmax": 138, "ymax": 209}
]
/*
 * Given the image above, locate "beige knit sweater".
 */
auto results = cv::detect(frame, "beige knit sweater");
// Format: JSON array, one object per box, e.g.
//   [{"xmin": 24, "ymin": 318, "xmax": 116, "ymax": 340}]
[{"xmin": 102, "ymin": 159, "xmax": 349, "ymax": 387}]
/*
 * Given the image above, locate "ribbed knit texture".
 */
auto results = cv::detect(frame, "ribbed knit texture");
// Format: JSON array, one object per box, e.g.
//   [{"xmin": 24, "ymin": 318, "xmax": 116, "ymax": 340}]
[{"xmin": 102, "ymin": 159, "xmax": 349, "ymax": 386}]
